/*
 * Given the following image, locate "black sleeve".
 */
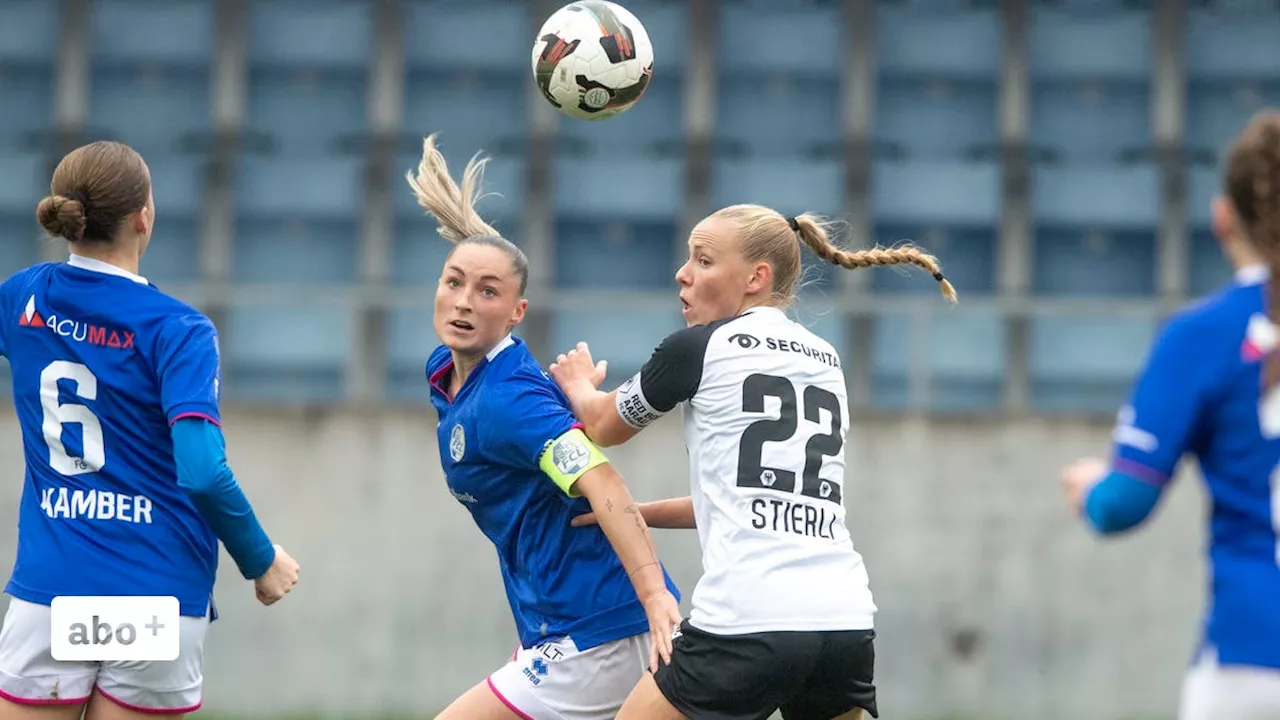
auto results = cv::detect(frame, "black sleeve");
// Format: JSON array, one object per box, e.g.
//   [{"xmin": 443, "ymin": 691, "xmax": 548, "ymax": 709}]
[{"xmin": 614, "ymin": 323, "xmax": 717, "ymax": 429}]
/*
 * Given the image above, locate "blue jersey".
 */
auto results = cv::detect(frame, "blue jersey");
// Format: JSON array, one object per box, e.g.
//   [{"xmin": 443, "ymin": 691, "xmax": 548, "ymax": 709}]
[
  {"xmin": 427, "ymin": 335, "xmax": 679, "ymax": 651},
  {"xmin": 1, "ymin": 256, "xmax": 221, "ymax": 618},
  {"xmin": 1111, "ymin": 265, "xmax": 1280, "ymax": 669}
]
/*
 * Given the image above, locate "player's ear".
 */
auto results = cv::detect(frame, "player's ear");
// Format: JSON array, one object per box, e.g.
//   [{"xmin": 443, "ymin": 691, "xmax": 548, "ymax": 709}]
[
  {"xmin": 745, "ymin": 261, "xmax": 772, "ymax": 296},
  {"xmin": 1212, "ymin": 195, "xmax": 1239, "ymax": 246},
  {"xmin": 509, "ymin": 297, "xmax": 528, "ymax": 327}
]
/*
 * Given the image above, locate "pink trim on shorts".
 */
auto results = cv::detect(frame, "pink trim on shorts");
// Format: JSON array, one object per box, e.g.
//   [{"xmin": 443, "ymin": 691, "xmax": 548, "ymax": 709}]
[
  {"xmin": 486, "ymin": 677, "xmax": 534, "ymax": 720},
  {"xmin": 0, "ymin": 687, "xmax": 91, "ymax": 706},
  {"xmin": 95, "ymin": 686, "xmax": 202, "ymax": 715}
]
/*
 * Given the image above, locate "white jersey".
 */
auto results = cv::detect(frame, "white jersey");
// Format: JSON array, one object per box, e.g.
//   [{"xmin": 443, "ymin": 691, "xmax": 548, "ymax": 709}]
[{"xmin": 614, "ymin": 306, "xmax": 876, "ymax": 635}]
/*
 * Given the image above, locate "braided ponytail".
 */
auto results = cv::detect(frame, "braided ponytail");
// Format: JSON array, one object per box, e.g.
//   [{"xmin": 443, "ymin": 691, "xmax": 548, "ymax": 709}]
[{"xmin": 791, "ymin": 214, "xmax": 959, "ymax": 303}]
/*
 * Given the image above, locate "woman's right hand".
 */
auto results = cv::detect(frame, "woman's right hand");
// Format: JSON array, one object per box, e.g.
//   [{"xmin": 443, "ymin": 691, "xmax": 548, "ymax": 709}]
[{"xmin": 254, "ymin": 544, "xmax": 300, "ymax": 606}]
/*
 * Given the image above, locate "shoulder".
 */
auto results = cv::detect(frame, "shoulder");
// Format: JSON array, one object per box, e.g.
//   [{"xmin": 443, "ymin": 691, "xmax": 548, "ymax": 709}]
[
  {"xmin": 486, "ymin": 349, "xmax": 567, "ymax": 412},
  {"xmin": 649, "ymin": 317, "xmax": 738, "ymax": 368},
  {"xmin": 427, "ymin": 344, "xmax": 451, "ymax": 377}
]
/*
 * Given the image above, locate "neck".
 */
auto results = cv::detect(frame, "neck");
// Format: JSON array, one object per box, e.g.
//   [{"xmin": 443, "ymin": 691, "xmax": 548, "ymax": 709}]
[
  {"xmin": 736, "ymin": 297, "xmax": 777, "ymax": 316},
  {"xmin": 450, "ymin": 351, "xmax": 483, "ymax": 391},
  {"xmin": 70, "ymin": 240, "xmax": 140, "ymax": 276}
]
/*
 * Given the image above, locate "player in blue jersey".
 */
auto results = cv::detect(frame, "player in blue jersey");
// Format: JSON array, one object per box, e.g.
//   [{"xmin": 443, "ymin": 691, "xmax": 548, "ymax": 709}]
[
  {"xmin": 403, "ymin": 134, "xmax": 682, "ymax": 720},
  {"xmin": 1061, "ymin": 112, "xmax": 1280, "ymax": 720},
  {"xmin": 0, "ymin": 141, "xmax": 300, "ymax": 719}
]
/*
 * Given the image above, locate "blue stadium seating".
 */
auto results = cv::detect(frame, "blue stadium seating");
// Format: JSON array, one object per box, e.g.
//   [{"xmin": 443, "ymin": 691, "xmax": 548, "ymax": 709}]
[
  {"xmin": 877, "ymin": 5, "xmax": 1000, "ymax": 80},
  {"xmin": 1186, "ymin": 82, "xmax": 1280, "ymax": 161},
  {"xmin": 871, "ymin": 310, "xmax": 1006, "ymax": 411},
  {"xmin": 0, "ymin": 1, "xmax": 58, "ymax": 153},
  {"xmin": 222, "ymin": 306, "xmax": 352, "ymax": 401},
  {"xmin": 1187, "ymin": 166, "xmax": 1235, "ymax": 297},
  {"xmin": 1186, "ymin": 7, "xmax": 1280, "ymax": 82},
  {"xmin": 717, "ymin": 74, "xmax": 840, "ymax": 157},
  {"xmin": 1028, "ymin": 6, "xmax": 1151, "ymax": 81},
  {"xmin": 402, "ymin": 71, "xmax": 527, "ymax": 164},
  {"xmin": 248, "ymin": 0, "xmax": 372, "ymax": 71},
  {"xmin": 1030, "ymin": 81, "xmax": 1150, "ymax": 163},
  {"xmin": 91, "ymin": 0, "xmax": 214, "ymax": 67},
  {"xmin": 0, "ymin": 152, "xmax": 46, "ymax": 277},
  {"xmin": 0, "ymin": 0, "xmax": 59, "ymax": 70},
  {"xmin": 247, "ymin": 68, "xmax": 367, "ymax": 156},
  {"xmin": 233, "ymin": 157, "xmax": 364, "ymax": 284},
  {"xmin": 89, "ymin": 66, "xmax": 212, "ymax": 154},
  {"xmin": 718, "ymin": 3, "xmax": 840, "ymax": 78},
  {"xmin": 558, "ymin": 70, "xmax": 681, "ymax": 157},
  {"xmin": 1028, "ymin": 314, "xmax": 1156, "ymax": 412},
  {"xmin": 145, "ymin": 157, "xmax": 206, "ymax": 285},
  {"xmin": 385, "ymin": 308, "xmax": 440, "ymax": 402},
  {"xmin": 404, "ymin": 0, "xmax": 531, "ymax": 74},
  {"xmin": 872, "ymin": 226, "xmax": 996, "ymax": 296},
  {"xmin": 712, "ymin": 157, "xmax": 842, "ymax": 218},
  {"xmin": 876, "ymin": 79, "xmax": 997, "ymax": 159},
  {"xmin": 550, "ymin": 307, "xmax": 683, "ymax": 382}
]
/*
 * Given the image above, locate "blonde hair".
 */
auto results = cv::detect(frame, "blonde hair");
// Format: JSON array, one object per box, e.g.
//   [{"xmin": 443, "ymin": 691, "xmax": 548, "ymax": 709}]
[
  {"xmin": 709, "ymin": 204, "xmax": 959, "ymax": 305},
  {"xmin": 405, "ymin": 133, "xmax": 500, "ymax": 242},
  {"xmin": 405, "ymin": 133, "xmax": 529, "ymax": 294}
]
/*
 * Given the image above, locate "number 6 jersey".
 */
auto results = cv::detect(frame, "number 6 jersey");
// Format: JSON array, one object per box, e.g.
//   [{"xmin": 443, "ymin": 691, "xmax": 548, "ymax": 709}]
[
  {"xmin": 0, "ymin": 256, "xmax": 221, "ymax": 618},
  {"xmin": 615, "ymin": 306, "xmax": 876, "ymax": 635}
]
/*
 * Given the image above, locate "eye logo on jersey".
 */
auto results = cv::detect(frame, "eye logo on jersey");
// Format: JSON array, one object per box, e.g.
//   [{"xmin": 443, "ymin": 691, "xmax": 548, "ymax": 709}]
[
  {"xmin": 551, "ymin": 434, "xmax": 591, "ymax": 476},
  {"xmin": 449, "ymin": 423, "xmax": 466, "ymax": 462},
  {"xmin": 727, "ymin": 332, "xmax": 761, "ymax": 349},
  {"xmin": 18, "ymin": 295, "xmax": 135, "ymax": 351}
]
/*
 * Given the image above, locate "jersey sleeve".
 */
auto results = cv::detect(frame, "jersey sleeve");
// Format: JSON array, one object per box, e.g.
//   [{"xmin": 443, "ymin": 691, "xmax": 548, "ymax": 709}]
[
  {"xmin": 483, "ymin": 378, "xmax": 607, "ymax": 496},
  {"xmin": 614, "ymin": 324, "xmax": 715, "ymax": 430},
  {"xmin": 155, "ymin": 313, "xmax": 222, "ymax": 427},
  {"xmin": 1109, "ymin": 313, "xmax": 1215, "ymax": 487}
]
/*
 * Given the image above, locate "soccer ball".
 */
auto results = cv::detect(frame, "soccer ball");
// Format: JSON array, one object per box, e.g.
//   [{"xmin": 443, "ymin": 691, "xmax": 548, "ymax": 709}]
[{"xmin": 532, "ymin": 1, "xmax": 654, "ymax": 121}]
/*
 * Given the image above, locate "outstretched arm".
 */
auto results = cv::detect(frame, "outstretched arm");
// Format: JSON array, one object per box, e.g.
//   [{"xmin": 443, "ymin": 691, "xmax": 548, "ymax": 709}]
[{"xmin": 572, "ymin": 496, "xmax": 696, "ymax": 530}]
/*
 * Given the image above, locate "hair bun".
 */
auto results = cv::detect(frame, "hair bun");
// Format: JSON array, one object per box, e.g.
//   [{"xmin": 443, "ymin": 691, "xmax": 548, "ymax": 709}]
[{"xmin": 36, "ymin": 194, "xmax": 87, "ymax": 242}]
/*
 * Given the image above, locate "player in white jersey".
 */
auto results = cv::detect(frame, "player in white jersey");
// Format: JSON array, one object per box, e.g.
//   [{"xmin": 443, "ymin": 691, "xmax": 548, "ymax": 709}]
[{"xmin": 551, "ymin": 204, "xmax": 957, "ymax": 720}]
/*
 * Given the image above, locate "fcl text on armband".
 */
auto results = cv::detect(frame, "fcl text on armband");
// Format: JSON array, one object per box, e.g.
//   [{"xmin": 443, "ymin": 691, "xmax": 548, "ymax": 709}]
[{"xmin": 41, "ymin": 487, "xmax": 154, "ymax": 524}]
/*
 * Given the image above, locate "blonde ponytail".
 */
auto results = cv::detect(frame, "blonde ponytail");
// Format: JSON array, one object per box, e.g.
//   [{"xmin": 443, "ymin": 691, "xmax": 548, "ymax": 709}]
[
  {"xmin": 791, "ymin": 214, "xmax": 958, "ymax": 303},
  {"xmin": 405, "ymin": 133, "xmax": 499, "ymax": 242}
]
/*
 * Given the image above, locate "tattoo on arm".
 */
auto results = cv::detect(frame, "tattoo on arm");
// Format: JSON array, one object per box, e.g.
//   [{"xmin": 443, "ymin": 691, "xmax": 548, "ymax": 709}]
[{"xmin": 606, "ymin": 499, "xmax": 614, "ymax": 513}]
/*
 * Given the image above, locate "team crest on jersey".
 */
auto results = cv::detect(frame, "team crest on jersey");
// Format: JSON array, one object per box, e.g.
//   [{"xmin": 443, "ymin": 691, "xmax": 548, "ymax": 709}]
[{"xmin": 449, "ymin": 423, "xmax": 466, "ymax": 462}]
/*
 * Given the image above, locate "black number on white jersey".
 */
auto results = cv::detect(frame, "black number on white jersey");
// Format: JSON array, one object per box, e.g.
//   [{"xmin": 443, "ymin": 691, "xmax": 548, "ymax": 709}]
[{"xmin": 736, "ymin": 373, "xmax": 843, "ymax": 504}]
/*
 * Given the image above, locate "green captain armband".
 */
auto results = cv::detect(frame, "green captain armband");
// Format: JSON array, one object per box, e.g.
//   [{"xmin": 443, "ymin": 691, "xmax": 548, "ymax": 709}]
[{"xmin": 538, "ymin": 427, "xmax": 610, "ymax": 497}]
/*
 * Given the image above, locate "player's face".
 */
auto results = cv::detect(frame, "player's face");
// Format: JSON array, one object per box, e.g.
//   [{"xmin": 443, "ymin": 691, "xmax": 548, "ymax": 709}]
[
  {"xmin": 434, "ymin": 243, "xmax": 527, "ymax": 356},
  {"xmin": 676, "ymin": 217, "xmax": 753, "ymax": 327}
]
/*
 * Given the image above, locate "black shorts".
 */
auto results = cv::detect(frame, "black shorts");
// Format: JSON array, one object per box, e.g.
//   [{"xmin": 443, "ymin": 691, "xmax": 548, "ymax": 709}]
[{"xmin": 653, "ymin": 620, "xmax": 878, "ymax": 720}]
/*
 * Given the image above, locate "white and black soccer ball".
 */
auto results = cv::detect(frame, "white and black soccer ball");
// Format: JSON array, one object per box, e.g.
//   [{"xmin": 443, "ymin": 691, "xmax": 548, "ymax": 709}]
[{"xmin": 531, "ymin": 0, "xmax": 654, "ymax": 121}]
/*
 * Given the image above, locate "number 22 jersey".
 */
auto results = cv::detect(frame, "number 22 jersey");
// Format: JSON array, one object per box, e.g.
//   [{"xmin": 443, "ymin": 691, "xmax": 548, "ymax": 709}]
[
  {"xmin": 1, "ymin": 256, "xmax": 222, "ymax": 618},
  {"xmin": 614, "ymin": 306, "xmax": 876, "ymax": 635}
]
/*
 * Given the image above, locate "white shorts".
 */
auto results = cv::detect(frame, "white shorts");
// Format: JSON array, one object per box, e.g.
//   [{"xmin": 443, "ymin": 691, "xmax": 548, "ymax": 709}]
[
  {"xmin": 0, "ymin": 596, "xmax": 208, "ymax": 713},
  {"xmin": 1180, "ymin": 646, "xmax": 1280, "ymax": 720},
  {"xmin": 487, "ymin": 633, "xmax": 651, "ymax": 720}
]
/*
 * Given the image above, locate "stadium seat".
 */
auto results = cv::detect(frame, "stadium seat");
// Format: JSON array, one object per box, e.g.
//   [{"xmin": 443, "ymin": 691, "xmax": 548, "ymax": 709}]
[
  {"xmin": 402, "ymin": 71, "xmax": 528, "ymax": 163},
  {"xmin": 1031, "ymin": 164, "xmax": 1160, "ymax": 229},
  {"xmin": 1189, "ymin": 229, "xmax": 1234, "ymax": 298},
  {"xmin": 876, "ymin": 78, "xmax": 998, "ymax": 160},
  {"xmin": 558, "ymin": 72, "xmax": 682, "ymax": 157},
  {"xmin": 718, "ymin": 3, "xmax": 840, "ymax": 78},
  {"xmin": 1033, "ymin": 229, "xmax": 1157, "ymax": 297},
  {"xmin": 384, "ymin": 307, "xmax": 441, "ymax": 403},
  {"xmin": 557, "ymin": 156, "xmax": 683, "ymax": 220},
  {"xmin": 1186, "ymin": 7, "xmax": 1280, "ymax": 81},
  {"xmin": 550, "ymin": 308, "xmax": 683, "ymax": 382},
  {"xmin": 872, "ymin": 225, "xmax": 997, "ymax": 296},
  {"xmin": 717, "ymin": 74, "xmax": 840, "ymax": 157},
  {"xmin": 1028, "ymin": 6, "xmax": 1151, "ymax": 81},
  {"xmin": 247, "ymin": 0, "xmax": 373, "ymax": 71},
  {"xmin": 222, "ymin": 306, "xmax": 353, "ymax": 402},
  {"xmin": 555, "ymin": 218, "xmax": 677, "ymax": 290},
  {"xmin": 711, "ymin": 158, "xmax": 843, "ymax": 219},
  {"xmin": 1186, "ymin": 83, "xmax": 1280, "ymax": 161},
  {"xmin": 873, "ymin": 160, "xmax": 1002, "ymax": 227},
  {"xmin": 236, "ymin": 156, "xmax": 365, "ymax": 219},
  {"xmin": 232, "ymin": 218, "xmax": 360, "ymax": 284},
  {"xmin": 404, "ymin": 0, "xmax": 532, "ymax": 73},
  {"xmin": 0, "ymin": 216, "xmax": 42, "ymax": 279},
  {"xmin": 0, "ymin": 0, "xmax": 59, "ymax": 68},
  {"xmin": 88, "ymin": 66, "xmax": 212, "ymax": 153},
  {"xmin": 1030, "ymin": 81, "xmax": 1150, "ymax": 162},
  {"xmin": 246, "ymin": 68, "xmax": 367, "ymax": 156},
  {"xmin": 871, "ymin": 310, "xmax": 1006, "ymax": 411},
  {"xmin": 877, "ymin": 6, "xmax": 1000, "ymax": 80},
  {"xmin": 1028, "ymin": 314, "xmax": 1156, "ymax": 412},
  {"xmin": 0, "ymin": 68, "xmax": 54, "ymax": 151},
  {"xmin": 0, "ymin": 152, "xmax": 45, "ymax": 217},
  {"xmin": 90, "ymin": 0, "xmax": 214, "ymax": 67},
  {"xmin": 233, "ymin": 156, "xmax": 363, "ymax": 284}
]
